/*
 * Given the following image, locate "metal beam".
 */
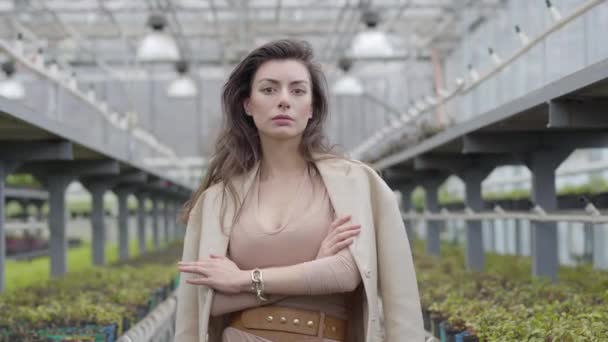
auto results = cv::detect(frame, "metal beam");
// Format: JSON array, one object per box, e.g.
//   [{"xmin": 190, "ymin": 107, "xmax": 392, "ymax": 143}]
[
  {"xmin": 115, "ymin": 171, "xmax": 148, "ymax": 185},
  {"xmin": 414, "ymin": 154, "xmax": 521, "ymax": 173},
  {"xmin": 463, "ymin": 132, "xmax": 608, "ymax": 154},
  {"xmin": 414, "ymin": 155, "xmax": 469, "ymax": 171},
  {"xmin": 548, "ymin": 99, "xmax": 608, "ymax": 128},
  {"xmin": 21, "ymin": 160, "xmax": 120, "ymax": 177},
  {"xmin": 0, "ymin": 141, "xmax": 73, "ymax": 161},
  {"xmin": 373, "ymin": 57, "xmax": 608, "ymax": 169}
]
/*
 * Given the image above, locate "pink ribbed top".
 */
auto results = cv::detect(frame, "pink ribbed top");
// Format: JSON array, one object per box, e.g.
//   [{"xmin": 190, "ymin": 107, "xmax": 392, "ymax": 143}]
[{"xmin": 212, "ymin": 165, "xmax": 360, "ymax": 319}]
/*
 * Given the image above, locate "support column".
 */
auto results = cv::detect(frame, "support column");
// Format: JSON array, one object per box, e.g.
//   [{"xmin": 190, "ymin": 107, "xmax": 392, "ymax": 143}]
[
  {"xmin": 82, "ymin": 181, "xmax": 111, "ymax": 266},
  {"xmin": 169, "ymin": 200, "xmax": 176, "ymax": 241},
  {"xmin": 135, "ymin": 192, "xmax": 147, "ymax": 255},
  {"xmin": 422, "ymin": 178, "xmax": 443, "ymax": 256},
  {"xmin": 0, "ymin": 142, "xmax": 74, "ymax": 284},
  {"xmin": 174, "ymin": 199, "xmax": 184, "ymax": 240},
  {"xmin": 114, "ymin": 188, "xmax": 131, "ymax": 261},
  {"xmin": 151, "ymin": 196, "xmax": 160, "ymax": 249},
  {"xmin": 461, "ymin": 168, "xmax": 490, "ymax": 272},
  {"xmin": 163, "ymin": 198, "xmax": 170, "ymax": 244},
  {"xmin": 169, "ymin": 200, "xmax": 177, "ymax": 241},
  {"xmin": 526, "ymin": 150, "xmax": 570, "ymax": 281},
  {"xmin": 399, "ymin": 183, "xmax": 416, "ymax": 243},
  {"xmin": 43, "ymin": 174, "xmax": 73, "ymax": 278}
]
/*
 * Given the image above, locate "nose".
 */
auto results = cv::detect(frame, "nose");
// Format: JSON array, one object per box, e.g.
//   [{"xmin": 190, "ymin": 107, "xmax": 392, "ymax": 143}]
[{"xmin": 277, "ymin": 88, "xmax": 291, "ymax": 110}]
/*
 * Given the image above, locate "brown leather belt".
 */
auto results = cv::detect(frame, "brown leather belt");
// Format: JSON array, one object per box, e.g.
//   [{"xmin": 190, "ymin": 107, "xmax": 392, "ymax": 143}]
[{"xmin": 229, "ymin": 306, "xmax": 346, "ymax": 341}]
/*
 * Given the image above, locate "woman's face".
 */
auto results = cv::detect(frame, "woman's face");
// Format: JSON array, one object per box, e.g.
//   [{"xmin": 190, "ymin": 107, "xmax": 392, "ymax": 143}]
[{"xmin": 244, "ymin": 59, "xmax": 313, "ymax": 141}]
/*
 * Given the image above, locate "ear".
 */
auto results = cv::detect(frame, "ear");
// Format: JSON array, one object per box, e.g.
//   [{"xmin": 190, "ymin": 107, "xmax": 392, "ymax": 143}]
[{"xmin": 243, "ymin": 99, "xmax": 251, "ymax": 116}]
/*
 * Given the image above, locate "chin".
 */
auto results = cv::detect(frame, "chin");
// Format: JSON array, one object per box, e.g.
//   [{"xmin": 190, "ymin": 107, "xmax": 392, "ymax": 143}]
[{"xmin": 262, "ymin": 128, "xmax": 303, "ymax": 141}]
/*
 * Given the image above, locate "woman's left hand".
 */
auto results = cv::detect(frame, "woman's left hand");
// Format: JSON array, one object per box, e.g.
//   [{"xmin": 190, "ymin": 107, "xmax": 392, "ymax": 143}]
[{"xmin": 178, "ymin": 254, "xmax": 249, "ymax": 294}]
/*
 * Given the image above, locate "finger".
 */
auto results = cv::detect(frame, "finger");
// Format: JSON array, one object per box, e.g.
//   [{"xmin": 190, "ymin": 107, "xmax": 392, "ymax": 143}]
[
  {"xmin": 328, "ymin": 224, "xmax": 360, "ymax": 244},
  {"xmin": 328, "ymin": 230, "xmax": 356, "ymax": 251},
  {"xmin": 178, "ymin": 265, "xmax": 209, "ymax": 276},
  {"xmin": 330, "ymin": 215, "xmax": 351, "ymax": 229},
  {"xmin": 329, "ymin": 238, "xmax": 354, "ymax": 255},
  {"xmin": 179, "ymin": 259, "xmax": 213, "ymax": 268},
  {"xmin": 177, "ymin": 261, "xmax": 197, "ymax": 266},
  {"xmin": 186, "ymin": 277, "xmax": 213, "ymax": 286},
  {"xmin": 178, "ymin": 260, "xmax": 207, "ymax": 266},
  {"xmin": 335, "ymin": 228, "xmax": 361, "ymax": 241},
  {"xmin": 335, "ymin": 223, "xmax": 361, "ymax": 234},
  {"xmin": 327, "ymin": 219, "xmax": 355, "ymax": 241}
]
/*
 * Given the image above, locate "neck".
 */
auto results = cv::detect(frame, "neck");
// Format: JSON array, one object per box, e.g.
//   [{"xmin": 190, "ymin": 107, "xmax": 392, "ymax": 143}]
[{"xmin": 259, "ymin": 135, "xmax": 307, "ymax": 178}]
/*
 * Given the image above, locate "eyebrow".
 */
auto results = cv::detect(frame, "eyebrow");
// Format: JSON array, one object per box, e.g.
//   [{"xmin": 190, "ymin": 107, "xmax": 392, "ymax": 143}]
[{"xmin": 257, "ymin": 78, "xmax": 309, "ymax": 85}]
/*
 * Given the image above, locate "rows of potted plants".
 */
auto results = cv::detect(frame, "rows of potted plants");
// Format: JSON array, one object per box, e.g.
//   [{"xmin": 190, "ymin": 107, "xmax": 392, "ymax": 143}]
[
  {"xmin": 413, "ymin": 241, "xmax": 608, "ymax": 341},
  {"xmin": 0, "ymin": 243, "xmax": 183, "ymax": 341}
]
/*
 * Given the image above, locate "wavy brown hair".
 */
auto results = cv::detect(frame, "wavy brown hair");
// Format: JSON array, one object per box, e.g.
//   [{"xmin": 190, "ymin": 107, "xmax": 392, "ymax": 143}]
[{"xmin": 180, "ymin": 39, "xmax": 337, "ymax": 226}]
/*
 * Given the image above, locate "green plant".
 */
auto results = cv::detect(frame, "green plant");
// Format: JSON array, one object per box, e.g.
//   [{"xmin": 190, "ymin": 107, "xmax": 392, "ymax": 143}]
[{"xmin": 412, "ymin": 240, "xmax": 608, "ymax": 340}]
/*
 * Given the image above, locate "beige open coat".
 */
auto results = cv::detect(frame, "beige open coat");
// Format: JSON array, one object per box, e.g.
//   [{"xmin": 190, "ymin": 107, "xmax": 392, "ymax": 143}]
[{"xmin": 174, "ymin": 155, "xmax": 424, "ymax": 342}]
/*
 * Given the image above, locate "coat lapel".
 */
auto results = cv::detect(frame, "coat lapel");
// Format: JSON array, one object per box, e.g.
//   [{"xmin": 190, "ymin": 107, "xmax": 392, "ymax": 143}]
[
  {"xmin": 198, "ymin": 161, "xmax": 261, "ymax": 258},
  {"xmin": 314, "ymin": 156, "xmax": 373, "ymax": 263}
]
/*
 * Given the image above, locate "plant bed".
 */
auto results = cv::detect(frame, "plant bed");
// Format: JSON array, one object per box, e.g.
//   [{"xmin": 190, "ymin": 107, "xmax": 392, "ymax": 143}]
[
  {"xmin": 440, "ymin": 321, "xmax": 464, "ymax": 342},
  {"xmin": 413, "ymin": 240, "xmax": 608, "ymax": 340},
  {"xmin": 0, "ymin": 244, "xmax": 183, "ymax": 341},
  {"xmin": 455, "ymin": 329, "xmax": 479, "ymax": 342}
]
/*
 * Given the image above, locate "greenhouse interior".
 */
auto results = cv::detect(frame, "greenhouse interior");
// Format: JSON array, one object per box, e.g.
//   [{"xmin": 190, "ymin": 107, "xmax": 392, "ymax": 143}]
[{"xmin": 0, "ymin": 0, "xmax": 608, "ymax": 341}]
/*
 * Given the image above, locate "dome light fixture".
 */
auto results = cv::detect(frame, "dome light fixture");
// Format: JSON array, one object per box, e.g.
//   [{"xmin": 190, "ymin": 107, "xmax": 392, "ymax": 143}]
[
  {"xmin": 348, "ymin": 9, "xmax": 394, "ymax": 59},
  {"xmin": 332, "ymin": 57, "xmax": 364, "ymax": 96},
  {"xmin": 0, "ymin": 60, "xmax": 25, "ymax": 100},
  {"xmin": 167, "ymin": 60, "xmax": 198, "ymax": 98},
  {"xmin": 137, "ymin": 14, "xmax": 180, "ymax": 62}
]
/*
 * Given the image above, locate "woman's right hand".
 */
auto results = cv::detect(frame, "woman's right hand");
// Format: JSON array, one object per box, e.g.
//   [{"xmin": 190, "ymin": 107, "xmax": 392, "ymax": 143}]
[{"xmin": 316, "ymin": 215, "xmax": 361, "ymax": 259}]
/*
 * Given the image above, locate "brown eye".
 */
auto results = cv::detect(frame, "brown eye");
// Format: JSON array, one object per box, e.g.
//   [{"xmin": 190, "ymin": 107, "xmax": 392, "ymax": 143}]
[
  {"xmin": 293, "ymin": 88, "xmax": 306, "ymax": 95},
  {"xmin": 261, "ymin": 87, "xmax": 274, "ymax": 94}
]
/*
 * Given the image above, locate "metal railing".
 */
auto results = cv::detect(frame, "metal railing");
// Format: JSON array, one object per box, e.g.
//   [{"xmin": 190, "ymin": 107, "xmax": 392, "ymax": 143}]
[
  {"xmin": 403, "ymin": 201, "xmax": 608, "ymax": 271},
  {"xmin": 402, "ymin": 203, "xmax": 608, "ymax": 224}
]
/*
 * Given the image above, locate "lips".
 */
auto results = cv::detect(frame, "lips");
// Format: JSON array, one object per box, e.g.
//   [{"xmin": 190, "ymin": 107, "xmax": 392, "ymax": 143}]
[{"xmin": 272, "ymin": 114, "xmax": 294, "ymax": 121}]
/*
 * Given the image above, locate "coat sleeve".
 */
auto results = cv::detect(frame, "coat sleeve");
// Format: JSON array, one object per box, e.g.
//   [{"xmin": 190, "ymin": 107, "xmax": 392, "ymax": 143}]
[
  {"xmin": 174, "ymin": 193, "xmax": 205, "ymax": 342},
  {"xmin": 369, "ymin": 169, "xmax": 425, "ymax": 341}
]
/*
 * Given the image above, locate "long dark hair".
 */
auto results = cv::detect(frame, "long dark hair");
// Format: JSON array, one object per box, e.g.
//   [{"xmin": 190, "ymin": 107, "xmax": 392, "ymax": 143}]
[{"xmin": 180, "ymin": 39, "xmax": 336, "ymax": 225}]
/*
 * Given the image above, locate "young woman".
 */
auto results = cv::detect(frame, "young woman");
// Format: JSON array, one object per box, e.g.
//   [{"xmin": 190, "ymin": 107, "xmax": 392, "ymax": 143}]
[{"xmin": 175, "ymin": 39, "xmax": 424, "ymax": 342}]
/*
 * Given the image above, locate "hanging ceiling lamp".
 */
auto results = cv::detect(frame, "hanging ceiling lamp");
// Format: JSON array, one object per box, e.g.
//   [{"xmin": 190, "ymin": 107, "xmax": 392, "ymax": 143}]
[
  {"xmin": 349, "ymin": 9, "xmax": 394, "ymax": 59},
  {"xmin": 167, "ymin": 60, "xmax": 198, "ymax": 98},
  {"xmin": 0, "ymin": 60, "xmax": 25, "ymax": 100},
  {"xmin": 137, "ymin": 14, "xmax": 180, "ymax": 62},
  {"xmin": 332, "ymin": 57, "xmax": 364, "ymax": 96}
]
